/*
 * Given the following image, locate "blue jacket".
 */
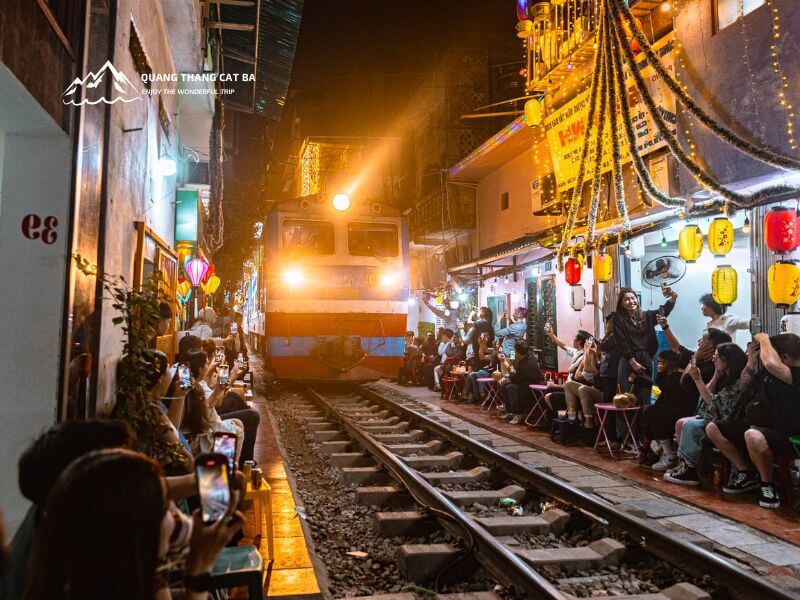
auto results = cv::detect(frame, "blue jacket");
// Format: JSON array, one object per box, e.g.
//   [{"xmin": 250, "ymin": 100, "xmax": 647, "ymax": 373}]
[{"xmin": 495, "ymin": 321, "xmax": 527, "ymax": 356}]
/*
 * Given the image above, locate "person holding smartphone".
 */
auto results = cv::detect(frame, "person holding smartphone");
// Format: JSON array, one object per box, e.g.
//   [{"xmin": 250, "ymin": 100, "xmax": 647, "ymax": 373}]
[{"xmin": 23, "ymin": 448, "xmax": 244, "ymax": 600}]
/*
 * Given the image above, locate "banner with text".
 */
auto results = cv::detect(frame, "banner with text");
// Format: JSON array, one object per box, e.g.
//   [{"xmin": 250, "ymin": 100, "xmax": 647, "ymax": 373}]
[{"xmin": 544, "ymin": 34, "xmax": 676, "ymax": 194}]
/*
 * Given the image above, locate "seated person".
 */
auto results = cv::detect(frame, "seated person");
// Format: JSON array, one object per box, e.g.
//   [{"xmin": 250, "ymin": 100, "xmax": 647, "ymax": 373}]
[
  {"xmin": 431, "ymin": 329, "xmax": 457, "ymax": 392},
  {"xmin": 562, "ymin": 337, "xmax": 603, "ymax": 442},
  {"xmin": 705, "ymin": 333, "xmax": 800, "ymax": 509},
  {"xmin": 664, "ymin": 341, "xmax": 746, "ymax": 487},
  {"xmin": 461, "ymin": 333, "xmax": 494, "ymax": 403},
  {"xmin": 500, "ymin": 340, "xmax": 544, "ymax": 424},
  {"xmin": 640, "ymin": 349, "xmax": 694, "ymax": 470},
  {"xmin": 420, "ymin": 332, "xmax": 437, "ymax": 357},
  {"xmin": 543, "ymin": 328, "xmax": 592, "ymax": 414},
  {"xmin": 398, "ymin": 335, "xmax": 423, "ymax": 384}
]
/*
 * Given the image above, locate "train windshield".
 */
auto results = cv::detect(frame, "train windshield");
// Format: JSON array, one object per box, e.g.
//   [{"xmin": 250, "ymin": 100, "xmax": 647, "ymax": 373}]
[
  {"xmin": 282, "ymin": 219, "xmax": 335, "ymax": 256},
  {"xmin": 348, "ymin": 222, "xmax": 399, "ymax": 258}
]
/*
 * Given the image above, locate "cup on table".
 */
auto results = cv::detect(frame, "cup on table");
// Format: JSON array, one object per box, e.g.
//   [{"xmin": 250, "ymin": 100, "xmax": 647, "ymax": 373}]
[{"xmin": 557, "ymin": 410, "xmax": 567, "ymax": 419}]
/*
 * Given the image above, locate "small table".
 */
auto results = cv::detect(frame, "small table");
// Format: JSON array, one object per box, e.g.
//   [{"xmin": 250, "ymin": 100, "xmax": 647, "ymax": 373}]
[
  {"xmin": 478, "ymin": 378, "xmax": 500, "ymax": 413},
  {"xmin": 594, "ymin": 403, "xmax": 641, "ymax": 459},
  {"xmin": 524, "ymin": 384, "xmax": 550, "ymax": 428},
  {"xmin": 441, "ymin": 372, "xmax": 465, "ymax": 402},
  {"xmin": 245, "ymin": 477, "xmax": 274, "ymax": 561}
]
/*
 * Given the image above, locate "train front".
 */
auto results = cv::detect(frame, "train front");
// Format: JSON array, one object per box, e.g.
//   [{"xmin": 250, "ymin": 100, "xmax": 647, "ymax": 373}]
[{"xmin": 264, "ymin": 196, "xmax": 409, "ymax": 381}]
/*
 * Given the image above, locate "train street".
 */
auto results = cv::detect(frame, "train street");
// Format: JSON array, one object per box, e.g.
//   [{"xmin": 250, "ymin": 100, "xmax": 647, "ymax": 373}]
[{"xmin": 3, "ymin": 0, "xmax": 800, "ymax": 599}]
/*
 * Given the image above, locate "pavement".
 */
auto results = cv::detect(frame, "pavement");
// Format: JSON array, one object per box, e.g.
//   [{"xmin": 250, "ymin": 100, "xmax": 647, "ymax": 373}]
[{"xmin": 366, "ymin": 380, "xmax": 800, "ymax": 592}]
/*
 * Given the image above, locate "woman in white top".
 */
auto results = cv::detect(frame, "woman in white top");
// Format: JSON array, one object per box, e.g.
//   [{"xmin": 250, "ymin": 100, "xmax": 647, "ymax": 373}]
[{"xmin": 700, "ymin": 293, "xmax": 750, "ymax": 342}]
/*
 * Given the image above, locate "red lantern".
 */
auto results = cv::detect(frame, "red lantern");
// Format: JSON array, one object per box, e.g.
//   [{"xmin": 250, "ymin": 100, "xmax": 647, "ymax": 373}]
[
  {"xmin": 564, "ymin": 257, "xmax": 582, "ymax": 285},
  {"xmin": 764, "ymin": 207, "xmax": 797, "ymax": 253}
]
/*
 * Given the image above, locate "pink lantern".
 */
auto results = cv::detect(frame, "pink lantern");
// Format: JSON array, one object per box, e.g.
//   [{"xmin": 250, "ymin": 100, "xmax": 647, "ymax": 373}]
[{"xmin": 186, "ymin": 256, "xmax": 209, "ymax": 286}]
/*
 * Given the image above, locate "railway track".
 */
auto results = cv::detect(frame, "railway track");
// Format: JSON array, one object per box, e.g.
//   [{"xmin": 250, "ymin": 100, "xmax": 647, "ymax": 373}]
[{"xmin": 296, "ymin": 385, "xmax": 799, "ymax": 600}]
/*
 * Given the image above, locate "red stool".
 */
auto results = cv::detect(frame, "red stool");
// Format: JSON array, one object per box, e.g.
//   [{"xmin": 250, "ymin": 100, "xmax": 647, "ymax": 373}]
[{"xmin": 441, "ymin": 375, "xmax": 464, "ymax": 402}]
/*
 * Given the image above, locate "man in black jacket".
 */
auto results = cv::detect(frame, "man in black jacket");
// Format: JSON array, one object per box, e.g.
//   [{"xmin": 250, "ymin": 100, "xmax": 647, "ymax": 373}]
[{"xmin": 501, "ymin": 340, "xmax": 544, "ymax": 424}]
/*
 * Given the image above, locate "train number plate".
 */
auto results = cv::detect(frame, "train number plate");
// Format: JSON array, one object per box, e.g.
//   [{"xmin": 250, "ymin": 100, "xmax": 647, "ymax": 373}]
[{"xmin": 320, "ymin": 287, "xmax": 360, "ymax": 299}]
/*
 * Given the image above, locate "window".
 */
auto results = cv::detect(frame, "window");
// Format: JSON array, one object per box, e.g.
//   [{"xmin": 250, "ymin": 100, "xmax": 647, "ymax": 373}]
[
  {"xmin": 348, "ymin": 223, "xmax": 399, "ymax": 257},
  {"xmin": 501, "ymin": 192, "xmax": 510, "ymax": 211},
  {"xmin": 715, "ymin": 0, "xmax": 765, "ymax": 31},
  {"xmin": 282, "ymin": 220, "xmax": 335, "ymax": 255}
]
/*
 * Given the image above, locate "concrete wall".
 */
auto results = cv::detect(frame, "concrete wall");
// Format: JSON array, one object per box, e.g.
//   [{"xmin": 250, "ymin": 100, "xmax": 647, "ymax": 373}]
[
  {"xmin": 675, "ymin": 0, "xmax": 800, "ymax": 191},
  {"xmin": 0, "ymin": 68, "xmax": 72, "ymax": 530},
  {"xmin": 95, "ymin": 0, "xmax": 181, "ymax": 411}
]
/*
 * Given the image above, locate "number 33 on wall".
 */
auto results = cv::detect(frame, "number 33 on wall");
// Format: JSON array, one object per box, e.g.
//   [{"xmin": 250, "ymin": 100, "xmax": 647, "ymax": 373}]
[{"xmin": 21, "ymin": 214, "xmax": 58, "ymax": 245}]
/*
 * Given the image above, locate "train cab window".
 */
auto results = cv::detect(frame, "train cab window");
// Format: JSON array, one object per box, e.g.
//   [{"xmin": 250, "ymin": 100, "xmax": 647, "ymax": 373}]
[
  {"xmin": 347, "ymin": 222, "xmax": 399, "ymax": 258},
  {"xmin": 282, "ymin": 219, "xmax": 335, "ymax": 255}
]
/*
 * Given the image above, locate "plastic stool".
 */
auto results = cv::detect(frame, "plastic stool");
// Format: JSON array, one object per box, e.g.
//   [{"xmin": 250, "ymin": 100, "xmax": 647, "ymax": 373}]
[{"xmin": 550, "ymin": 417, "xmax": 580, "ymax": 444}]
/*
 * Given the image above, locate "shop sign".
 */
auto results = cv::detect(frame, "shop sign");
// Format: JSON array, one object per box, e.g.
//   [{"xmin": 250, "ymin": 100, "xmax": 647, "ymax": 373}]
[{"xmin": 544, "ymin": 34, "xmax": 676, "ymax": 194}]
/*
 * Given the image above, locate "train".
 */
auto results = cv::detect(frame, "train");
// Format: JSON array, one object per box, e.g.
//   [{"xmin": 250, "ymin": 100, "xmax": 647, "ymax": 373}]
[{"xmin": 245, "ymin": 194, "xmax": 409, "ymax": 381}]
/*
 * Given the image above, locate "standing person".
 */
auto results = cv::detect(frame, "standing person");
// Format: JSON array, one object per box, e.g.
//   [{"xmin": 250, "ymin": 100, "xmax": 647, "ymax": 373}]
[
  {"xmin": 596, "ymin": 314, "xmax": 621, "ymax": 402},
  {"xmin": 495, "ymin": 308, "xmax": 527, "ymax": 356},
  {"xmin": 464, "ymin": 307, "xmax": 494, "ymax": 368},
  {"xmin": 699, "ymin": 293, "xmax": 750, "ymax": 343},
  {"xmin": 612, "ymin": 287, "xmax": 677, "ymax": 411},
  {"xmin": 499, "ymin": 340, "xmax": 543, "ymax": 424},
  {"xmin": 705, "ymin": 333, "xmax": 800, "ymax": 508}
]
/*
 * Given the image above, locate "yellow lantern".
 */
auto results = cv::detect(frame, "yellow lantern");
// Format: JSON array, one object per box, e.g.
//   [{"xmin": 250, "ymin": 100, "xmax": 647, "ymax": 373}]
[
  {"xmin": 708, "ymin": 217, "xmax": 734, "ymax": 257},
  {"xmin": 524, "ymin": 99, "xmax": 543, "ymax": 126},
  {"xmin": 711, "ymin": 265, "xmax": 737, "ymax": 307},
  {"xmin": 678, "ymin": 224, "xmax": 704, "ymax": 263},
  {"xmin": 201, "ymin": 274, "xmax": 221, "ymax": 295},
  {"xmin": 769, "ymin": 261, "xmax": 800, "ymax": 308},
  {"xmin": 177, "ymin": 280, "xmax": 191, "ymax": 297},
  {"xmin": 593, "ymin": 252, "xmax": 613, "ymax": 283}
]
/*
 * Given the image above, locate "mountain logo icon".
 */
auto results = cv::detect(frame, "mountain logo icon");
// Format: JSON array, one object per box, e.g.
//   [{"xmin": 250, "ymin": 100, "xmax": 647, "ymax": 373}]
[{"xmin": 62, "ymin": 61, "xmax": 141, "ymax": 106}]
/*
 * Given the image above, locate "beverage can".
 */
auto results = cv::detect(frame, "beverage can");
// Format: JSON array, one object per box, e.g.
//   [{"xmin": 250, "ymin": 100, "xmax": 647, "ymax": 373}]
[
  {"xmin": 498, "ymin": 497, "xmax": 517, "ymax": 507},
  {"xmin": 242, "ymin": 460, "xmax": 255, "ymax": 482},
  {"xmin": 251, "ymin": 467, "xmax": 263, "ymax": 490}
]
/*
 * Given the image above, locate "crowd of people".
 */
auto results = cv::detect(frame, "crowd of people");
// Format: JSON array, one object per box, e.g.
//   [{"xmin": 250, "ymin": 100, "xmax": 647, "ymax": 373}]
[
  {"xmin": 0, "ymin": 303, "xmax": 259, "ymax": 599},
  {"xmin": 400, "ymin": 288, "xmax": 800, "ymax": 510}
]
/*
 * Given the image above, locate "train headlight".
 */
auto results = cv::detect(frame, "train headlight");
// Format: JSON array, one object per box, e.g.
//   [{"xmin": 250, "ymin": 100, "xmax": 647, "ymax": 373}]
[
  {"xmin": 379, "ymin": 270, "xmax": 400, "ymax": 287},
  {"xmin": 283, "ymin": 267, "xmax": 306, "ymax": 287},
  {"xmin": 332, "ymin": 193, "xmax": 351, "ymax": 211}
]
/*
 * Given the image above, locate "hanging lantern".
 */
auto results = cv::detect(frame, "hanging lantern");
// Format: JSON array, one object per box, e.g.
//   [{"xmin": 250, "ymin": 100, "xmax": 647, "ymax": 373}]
[
  {"xmin": 529, "ymin": 1, "xmax": 551, "ymax": 22},
  {"xmin": 201, "ymin": 274, "xmax": 221, "ymax": 295},
  {"xmin": 177, "ymin": 279, "xmax": 191, "ymax": 298},
  {"xmin": 629, "ymin": 236, "xmax": 646, "ymax": 260},
  {"xmin": 201, "ymin": 262, "xmax": 215, "ymax": 284},
  {"xmin": 524, "ymin": 99, "xmax": 543, "ymax": 126},
  {"xmin": 711, "ymin": 265, "xmax": 738, "ymax": 307},
  {"xmin": 764, "ymin": 207, "xmax": 797, "ymax": 253},
  {"xmin": 769, "ymin": 261, "xmax": 800, "ymax": 308},
  {"xmin": 708, "ymin": 217, "xmax": 734, "ymax": 257},
  {"xmin": 569, "ymin": 285, "xmax": 586, "ymax": 311},
  {"xmin": 593, "ymin": 252, "xmax": 613, "ymax": 283},
  {"xmin": 678, "ymin": 225, "xmax": 704, "ymax": 263},
  {"xmin": 186, "ymin": 256, "xmax": 209, "ymax": 286},
  {"xmin": 516, "ymin": 0, "xmax": 530, "ymax": 21},
  {"xmin": 564, "ymin": 257, "xmax": 582, "ymax": 285}
]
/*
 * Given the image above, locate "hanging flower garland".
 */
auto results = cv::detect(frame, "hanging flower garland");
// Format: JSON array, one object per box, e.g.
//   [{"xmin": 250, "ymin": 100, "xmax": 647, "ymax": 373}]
[{"xmin": 557, "ymin": 0, "xmax": 800, "ymax": 264}]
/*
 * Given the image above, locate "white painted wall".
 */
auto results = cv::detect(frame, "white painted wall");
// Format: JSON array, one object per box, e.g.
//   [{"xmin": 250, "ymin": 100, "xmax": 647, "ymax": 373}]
[{"xmin": 0, "ymin": 126, "xmax": 71, "ymax": 531}]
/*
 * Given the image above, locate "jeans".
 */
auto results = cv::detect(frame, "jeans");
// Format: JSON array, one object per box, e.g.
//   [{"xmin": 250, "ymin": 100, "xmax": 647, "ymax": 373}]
[
  {"xmin": 223, "ymin": 408, "xmax": 260, "ymax": 465},
  {"xmin": 503, "ymin": 383, "xmax": 533, "ymax": 416},
  {"xmin": 617, "ymin": 351, "xmax": 653, "ymax": 438},
  {"xmin": 463, "ymin": 370, "xmax": 490, "ymax": 400},
  {"xmin": 677, "ymin": 417, "xmax": 709, "ymax": 467}
]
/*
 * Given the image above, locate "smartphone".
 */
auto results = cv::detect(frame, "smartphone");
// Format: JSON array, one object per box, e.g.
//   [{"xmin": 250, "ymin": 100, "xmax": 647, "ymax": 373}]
[
  {"xmin": 750, "ymin": 316, "xmax": 762, "ymax": 336},
  {"xmin": 215, "ymin": 348, "xmax": 226, "ymax": 364},
  {"xmin": 231, "ymin": 322, "xmax": 238, "ymax": 335},
  {"xmin": 213, "ymin": 432, "xmax": 236, "ymax": 472},
  {"xmin": 660, "ymin": 282, "xmax": 669, "ymax": 297},
  {"xmin": 195, "ymin": 453, "xmax": 231, "ymax": 525},
  {"xmin": 178, "ymin": 363, "xmax": 192, "ymax": 390},
  {"xmin": 509, "ymin": 350, "xmax": 516, "ymax": 361},
  {"xmin": 218, "ymin": 364, "xmax": 230, "ymax": 387}
]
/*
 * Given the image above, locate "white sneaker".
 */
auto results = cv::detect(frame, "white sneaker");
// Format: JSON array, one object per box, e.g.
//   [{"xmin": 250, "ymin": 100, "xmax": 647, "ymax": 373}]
[
  {"xmin": 651, "ymin": 454, "xmax": 675, "ymax": 471},
  {"xmin": 509, "ymin": 415, "xmax": 522, "ymax": 425}
]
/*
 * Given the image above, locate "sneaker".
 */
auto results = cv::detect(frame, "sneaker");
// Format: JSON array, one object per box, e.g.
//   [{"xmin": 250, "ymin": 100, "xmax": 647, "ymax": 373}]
[
  {"xmin": 759, "ymin": 482, "xmax": 781, "ymax": 509},
  {"xmin": 664, "ymin": 461, "xmax": 700, "ymax": 486},
  {"xmin": 504, "ymin": 413, "xmax": 516, "ymax": 421},
  {"xmin": 723, "ymin": 470, "xmax": 760, "ymax": 494},
  {"xmin": 651, "ymin": 454, "xmax": 676, "ymax": 471},
  {"xmin": 638, "ymin": 448, "xmax": 659, "ymax": 468},
  {"xmin": 509, "ymin": 415, "xmax": 522, "ymax": 425}
]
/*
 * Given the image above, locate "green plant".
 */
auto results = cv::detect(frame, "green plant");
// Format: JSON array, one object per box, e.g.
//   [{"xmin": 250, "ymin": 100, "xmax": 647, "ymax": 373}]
[{"xmin": 74, "ymin": 254, "xmax": 188, "ymax": 471}]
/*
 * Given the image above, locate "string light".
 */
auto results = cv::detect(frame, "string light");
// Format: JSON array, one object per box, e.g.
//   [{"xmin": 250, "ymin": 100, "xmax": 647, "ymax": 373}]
[
  {"xmin": 660, "ymin": 231, "xmax": 668, "ymax": 247},
  {"xmin": 742, "ymin": 215, "xmax": 752, "ymax": 235},
  {"xmin": 763, "ymin": 0, "xmax": 797, "ymax": 150},
  {"xmin": 661, "ymin": 1, "xmax": 670, "ymax": 11}
]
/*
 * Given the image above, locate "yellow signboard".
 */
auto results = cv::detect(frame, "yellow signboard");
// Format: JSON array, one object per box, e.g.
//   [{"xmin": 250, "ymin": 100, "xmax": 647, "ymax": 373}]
[{"xmin": 544, "ymin": 34, "xmax": 676, "ymax": 194}]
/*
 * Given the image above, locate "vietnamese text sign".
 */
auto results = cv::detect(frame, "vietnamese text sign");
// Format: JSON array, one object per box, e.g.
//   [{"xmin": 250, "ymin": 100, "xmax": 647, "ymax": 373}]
[{"xmin": 544, "ymin": 34, "xmax": 676, "ymax": 194}]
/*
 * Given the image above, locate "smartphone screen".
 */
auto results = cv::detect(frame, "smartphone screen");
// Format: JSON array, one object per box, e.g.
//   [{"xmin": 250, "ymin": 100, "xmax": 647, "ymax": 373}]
[
  {"xmin": 231, "ymin": 323, "xmax": 238, "ymax": 335},
  {"xmin": 213, "ymin": 433, "xmax": 236, "ymax": 472},
  {"xmin": 178, "ymin": 363, "xmax": 191, "ymax": 390},
  {"xmin": 215, "ymin": 349, "xmax": 226, "ymax": 364},
  {"xmin": 196, "ymin": 455, "xmax": 231, "ymax": 524},
  {"xmin": 218, "ymin": 364, "xmax": 230, "ymax": 387}
]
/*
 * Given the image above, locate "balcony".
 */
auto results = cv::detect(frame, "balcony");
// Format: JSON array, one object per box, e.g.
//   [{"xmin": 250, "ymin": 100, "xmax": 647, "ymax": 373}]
[
  {"xmin": 521, "ymin": 0, "xmax": 668, "ymax": 94},
  {"xmin": 408, "ymin": 184, "xmax": 476, "ymax": 245}
]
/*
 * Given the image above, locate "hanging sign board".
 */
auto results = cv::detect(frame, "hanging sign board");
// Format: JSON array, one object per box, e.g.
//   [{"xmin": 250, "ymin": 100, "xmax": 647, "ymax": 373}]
[{"xmin": 544, "ymin": 34, "xmax": 676, "ymax": 194}]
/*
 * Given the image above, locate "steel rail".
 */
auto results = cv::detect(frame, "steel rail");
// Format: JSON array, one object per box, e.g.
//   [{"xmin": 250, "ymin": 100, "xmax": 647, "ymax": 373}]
[
  {"xmin": 306, "ymin": 388, "xmax": 568, "ymax": 599},
  {"xmin": 359, "ymin": 386, "xmax": 800, "ymax": 600}
]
